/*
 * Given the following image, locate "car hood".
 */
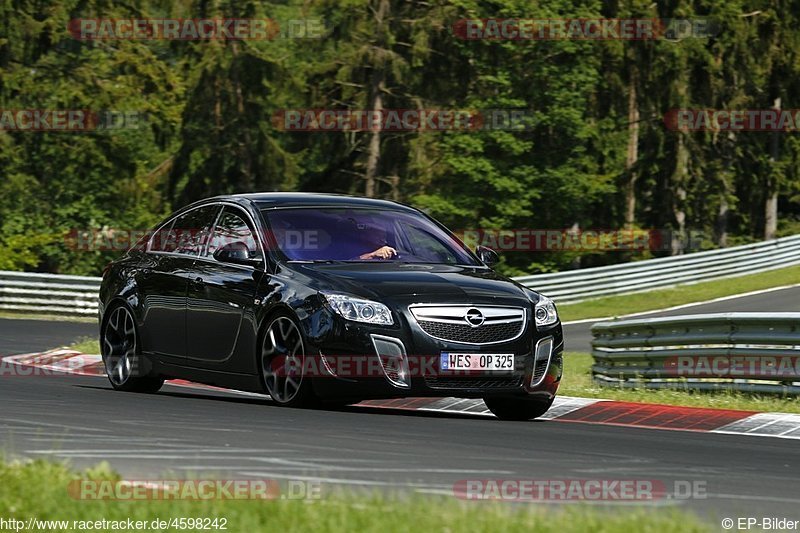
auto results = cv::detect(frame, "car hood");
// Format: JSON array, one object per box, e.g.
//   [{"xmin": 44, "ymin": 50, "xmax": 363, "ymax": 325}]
[{"xmin": 287, "ymin": 262, "xmax": 534, "ymax": 305}]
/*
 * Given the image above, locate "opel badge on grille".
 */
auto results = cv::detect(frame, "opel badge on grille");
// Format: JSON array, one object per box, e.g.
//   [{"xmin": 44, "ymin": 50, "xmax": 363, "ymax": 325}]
[{"xmin": 464, "ymin": 308, "xmax": 485, "ymax": 327}]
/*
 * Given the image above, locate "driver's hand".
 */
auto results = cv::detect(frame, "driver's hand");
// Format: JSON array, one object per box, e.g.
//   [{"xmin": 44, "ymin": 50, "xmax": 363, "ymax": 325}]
[{"xmin": 360, "ymin": 245, "xmax": 397, "ymax": 260}]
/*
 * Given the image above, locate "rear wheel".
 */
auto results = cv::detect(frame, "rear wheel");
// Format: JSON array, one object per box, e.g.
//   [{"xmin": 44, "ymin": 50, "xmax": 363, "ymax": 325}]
[
  {"xmin": 101, "ymin": 305, "xmax": 164, "ymax": 393},
  {"xmin": 260, "ymin": 314, "xmax": 318, "ymax": 408},
  {"xmin": 484, "ymin": 396, "xmax": 553, "ymax": 421}
]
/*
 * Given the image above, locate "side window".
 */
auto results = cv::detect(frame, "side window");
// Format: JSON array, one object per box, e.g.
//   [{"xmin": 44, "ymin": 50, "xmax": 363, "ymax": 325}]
[
  {"xmin": 172, "ymin": 205, "xmax": 220, "ymax": 256},
  {"xmin": 148, "ymin": 219, "xmax": 176, "ymax": 253},
  {"xmin": 149, "ymin": 205, "xmax": 220, "ymax": 256},
  {"xmin": 206, "ymin": 207, "xmax": 261, "ymax": 260}
]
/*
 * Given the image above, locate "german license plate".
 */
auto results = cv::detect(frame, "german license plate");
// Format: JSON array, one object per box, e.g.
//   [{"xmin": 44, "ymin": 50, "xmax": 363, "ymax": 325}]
[{"xmin": 440, "ymin": 352, "xmax": 514, "ymax": 371}]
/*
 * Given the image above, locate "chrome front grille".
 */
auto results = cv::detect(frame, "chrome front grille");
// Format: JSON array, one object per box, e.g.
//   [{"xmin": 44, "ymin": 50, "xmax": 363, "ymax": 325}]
[
  {"xmin": 409, "ymin": 305, "xmax": 526, "ymax": 345},
  {"xmin": 416, "ymin": 321, "xmax": 522, "ymax": 344}
]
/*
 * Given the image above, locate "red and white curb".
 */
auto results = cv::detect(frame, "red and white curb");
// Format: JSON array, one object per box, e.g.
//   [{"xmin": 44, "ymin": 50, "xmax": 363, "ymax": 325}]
[
  {"xmin": 5, "ymin": 349, "xmax": 800, "ymax": 440},
  {"xmin": 2, "ymin": 350, "xmax": 104, "ymax": 376}
]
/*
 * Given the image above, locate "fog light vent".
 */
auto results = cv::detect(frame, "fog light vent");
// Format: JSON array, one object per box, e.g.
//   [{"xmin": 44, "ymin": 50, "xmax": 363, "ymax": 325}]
[
  {"xmin": 370, "ymin": 335, "xmax": 411, "ymax": 389},
  {"xmin": 531, "ymin": 336, "xmax": 553, "ymax": 387},
  {"xmin": 319, "ymin": 352, "xmax": 337, "ymax": 377}
]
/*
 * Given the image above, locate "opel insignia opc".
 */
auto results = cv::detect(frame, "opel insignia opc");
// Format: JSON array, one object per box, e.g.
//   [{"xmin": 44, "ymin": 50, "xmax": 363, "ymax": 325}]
[{"xmin": 99, "ymin": 193, "xmax": 563, "ymax": 420}]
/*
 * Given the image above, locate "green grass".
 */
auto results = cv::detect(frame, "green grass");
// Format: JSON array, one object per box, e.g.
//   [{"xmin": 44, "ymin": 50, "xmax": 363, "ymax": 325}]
[
  {"xmin": 0, "ymin": 460, "xmax": 711, "ymax": 532},
  {"xmin": 557, "ymin": 264, "xmax": 800, "ymax": 322},
  {"xmin": 0, "ymin": 311, "xmax": 95, "ymax": 323},
  {"xmin": 67, "ymin": 336, "xmax": 100, "ymax": 355},
  {"xmin": 560, "ymin": 352, "xmax": 800, "ymax": 413}
]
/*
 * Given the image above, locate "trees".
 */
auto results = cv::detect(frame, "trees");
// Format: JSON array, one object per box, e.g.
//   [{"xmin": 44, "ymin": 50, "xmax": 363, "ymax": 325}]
[
  {"xmin": 0, "ymin": 0, "xmax": 181, "ymax": 273},
  {"xmin": 167, "ymin": 0, "xmax": 302, "ymax": 204},
  {"xmin": 1, "ymin": 0, "xmax": 799, "ymax": 275}
]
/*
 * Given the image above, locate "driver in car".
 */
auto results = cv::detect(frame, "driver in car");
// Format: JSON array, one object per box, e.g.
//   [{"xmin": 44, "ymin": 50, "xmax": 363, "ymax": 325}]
[
  {"xmin": 355, "ymin": 223, "xmax": 397, "ymax": 260},
  {"xmin": 359, "ymin": 245, "xmax": 397, "ymax": 260}
]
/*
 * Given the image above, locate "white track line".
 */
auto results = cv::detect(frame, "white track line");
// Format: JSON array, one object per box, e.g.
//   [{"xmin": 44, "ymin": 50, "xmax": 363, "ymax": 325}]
[{"xmin": 563, "ymin": 283, "xmax": 800, "ymax": 325}]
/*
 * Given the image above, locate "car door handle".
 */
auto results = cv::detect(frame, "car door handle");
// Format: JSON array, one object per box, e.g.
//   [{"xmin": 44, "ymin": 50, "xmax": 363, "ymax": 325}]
[{"xmin": 191, "ymin": 277, "xmax": 204, "ymax": 287}]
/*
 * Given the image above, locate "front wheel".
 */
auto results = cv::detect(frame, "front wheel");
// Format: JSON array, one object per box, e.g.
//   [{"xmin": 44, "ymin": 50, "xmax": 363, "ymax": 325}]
[
  {"xmin": 260, "ymin": 314, "xmax": 318, "ymax": 408},
  {"xmin": 101, "ymin": 305, "xmax": 164, "ymax": 393},
  {"xmin": 484, "ymin": 396, "xmax": 553, "ymax": 421}
]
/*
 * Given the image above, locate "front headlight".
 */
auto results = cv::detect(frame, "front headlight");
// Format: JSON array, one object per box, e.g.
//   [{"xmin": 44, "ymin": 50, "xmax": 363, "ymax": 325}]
[
  {"xmin": 321, "ymin": 292, "xmax": 394, "ymax": 326},
  {"xmin": 534, "ymin": 295, "xmax": 558, "ymax": 327}
]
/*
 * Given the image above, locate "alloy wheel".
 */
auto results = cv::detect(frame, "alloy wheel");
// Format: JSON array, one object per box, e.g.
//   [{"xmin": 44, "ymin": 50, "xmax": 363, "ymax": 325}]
[
  {"xmin": 102, "ymin": 306, "xmax": 137, "ymax": 386},
  {"xmin": 261, "ymin": 316, "xmax": 306, "ymax": 404}
]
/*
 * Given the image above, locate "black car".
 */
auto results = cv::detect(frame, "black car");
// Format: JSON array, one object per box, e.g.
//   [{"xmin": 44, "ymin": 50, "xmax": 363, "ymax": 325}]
[{"xmin": 99, "ymin": 193, "xmax": 563, "ymax": 420}]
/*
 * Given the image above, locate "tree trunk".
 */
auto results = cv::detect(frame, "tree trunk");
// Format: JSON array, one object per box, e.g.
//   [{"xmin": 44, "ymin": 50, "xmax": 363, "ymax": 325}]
[
  {"xmin": 364, "ymin": 80, "xmax": 383, "ymax": 197},
  {"xmin": 624, "ymin": 68, "xmax": 639, "ymax": 229},
  {"xmin": 388, "ymin": 166, "xmax": 400, "ymax": 201},
  {"xmin": 569, "ymin": 221, "xmax": 581, "ymax": 268},
  {"xmin": 230, "ymin": 41, "xmax": 254, "ymax": 191},
  {"xmin": 716, "ymin": 187, "xmax": 729, "ymax": 248},
  {"xmin": 671, "ymin": 133, "xmax": 689, "ymax": 256},
  {"xmin": 363, "ymin": 0, "xmax": 390, "ymax": 198},
  {"xmin": 764, "ymin": 97, "xmax": 780, "ymax": 240},
  {"xmin": 715, "ymin": 133, "xmax": 734, "ymax": 248}
]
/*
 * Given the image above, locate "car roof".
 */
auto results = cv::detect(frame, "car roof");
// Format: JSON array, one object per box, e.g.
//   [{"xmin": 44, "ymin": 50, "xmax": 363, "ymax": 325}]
[{"xmin": 222, "ymin": 192, "xmax": 419, "ymax": 213}]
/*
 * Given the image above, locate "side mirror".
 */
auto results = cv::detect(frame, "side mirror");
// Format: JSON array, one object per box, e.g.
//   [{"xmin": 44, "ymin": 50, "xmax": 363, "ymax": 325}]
[
  {"xmin": 213, "ymin": 241, "xmax": 263, "ymax": 268},
  {"xmin": 476, "ymin": 245, "xmax": 499, "ymax": 267}
]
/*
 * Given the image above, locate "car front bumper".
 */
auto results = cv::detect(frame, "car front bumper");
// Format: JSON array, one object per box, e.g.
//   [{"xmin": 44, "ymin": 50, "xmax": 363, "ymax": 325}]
[{"xmin": 303, "ymin": 304, "xmax": 563, "ymax": 402}]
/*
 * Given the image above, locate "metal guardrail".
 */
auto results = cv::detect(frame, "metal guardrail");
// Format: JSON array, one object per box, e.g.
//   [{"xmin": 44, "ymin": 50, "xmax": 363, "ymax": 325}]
[
  {"xmin": 591, "ymin": 313, "xmax": 800, "ymax": 394},
  {"xmin": 514, "ymin": 234, "xmax": 800, "ymax": 303},
  {"xmin": 0, "ymin": 271, "xmax": 101, "ymax": 316},
  {"xmin": 1, "ymin": 234, "xmax": 799, "ymax": 316}
]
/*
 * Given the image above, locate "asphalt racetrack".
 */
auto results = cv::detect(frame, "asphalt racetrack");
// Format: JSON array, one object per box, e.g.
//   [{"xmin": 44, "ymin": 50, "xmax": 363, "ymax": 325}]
[{"xmin": 1, "ymin": 286, "xmax": 799, "ymax": 523}]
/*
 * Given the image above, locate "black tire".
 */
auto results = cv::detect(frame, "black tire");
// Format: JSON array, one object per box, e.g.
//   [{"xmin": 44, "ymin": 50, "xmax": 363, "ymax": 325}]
[
  {"xmin": 484, "ymin": 396, "xmax": 554, "ymax": 421},
  {"xmin": 101, "ymin": 304, "xmax": 164, "ymax": 393},
  {"xmin": 259, "ymin": 312, "xmax": 319, "ymax": 408}
]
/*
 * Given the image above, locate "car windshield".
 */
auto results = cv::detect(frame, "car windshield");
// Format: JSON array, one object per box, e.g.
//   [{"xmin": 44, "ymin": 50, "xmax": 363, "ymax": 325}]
[{"xmin": 262, "ymin": 207, "xmax": 480, "ymax": 265}]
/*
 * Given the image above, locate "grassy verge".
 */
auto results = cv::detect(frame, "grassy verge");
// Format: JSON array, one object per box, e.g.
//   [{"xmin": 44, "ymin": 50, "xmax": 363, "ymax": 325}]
[
  {"xmin": 0, "ymin": 460, "xmax": 710, "ymax": 532},
  {"xmin": 67, "ymin": 336, "xmax": 100, "ymax": 355},
  {"xmin": 0, "ymin": 311, "xmax": 95, "ymax": 323},
  {"xmin": 557, "ymin": 264, "xmax": 800, "ymax": 322},
  {"xmin": 560, "ymin": 352, "xmax": 800, "ymax": 413}
]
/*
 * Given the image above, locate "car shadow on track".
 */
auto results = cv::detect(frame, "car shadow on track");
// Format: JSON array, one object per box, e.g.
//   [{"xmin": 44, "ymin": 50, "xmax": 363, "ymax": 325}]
[{"xmin": 75, "ymin": 383, "xmax": 520, "ymax": 422}]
